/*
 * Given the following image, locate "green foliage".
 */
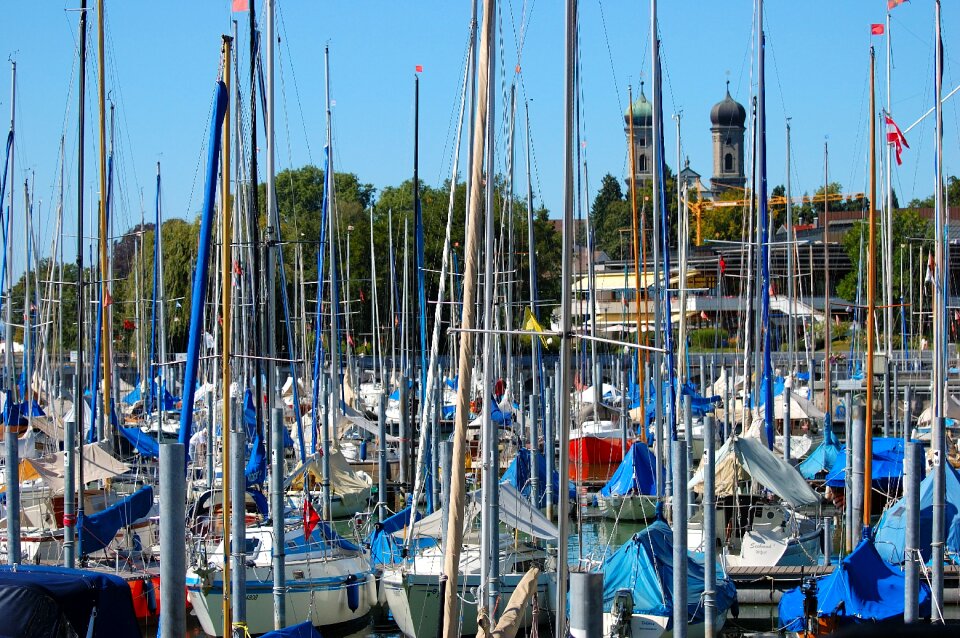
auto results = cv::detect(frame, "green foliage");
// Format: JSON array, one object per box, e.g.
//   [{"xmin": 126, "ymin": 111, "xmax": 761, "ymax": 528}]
[
  {"xmin": 835, "ymin": 208, "xmax": 931, "ymax": 301},
  {"xmin": 688, "ymin": 327, "xmax": 728, "ymax": 350}
]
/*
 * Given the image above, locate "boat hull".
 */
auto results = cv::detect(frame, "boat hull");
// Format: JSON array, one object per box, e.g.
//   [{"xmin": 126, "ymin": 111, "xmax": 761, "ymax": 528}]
[
  {"xmin": 596, "ymin": 494, "xmax": 658, "ymax": 522},
  {"xmin": 187, "ymin": 561, "xmax": 377, "ymax": 636},
  {"xmin": 601, "ymin": 611, "xmax": 727, "ymax": 638},
  {"xmin": 569, "ymin": 436, "xmax": 627, "ymax": 468},
  {"xmin": 383, "ymin": 570, "xmax": 554, "ymax": 638}
]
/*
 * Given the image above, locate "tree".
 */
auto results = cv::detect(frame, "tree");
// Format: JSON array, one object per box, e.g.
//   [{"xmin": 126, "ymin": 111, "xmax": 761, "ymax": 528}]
[{"xmin": 836, "ymin": 208, "xmax": 931, "ymax": 301}]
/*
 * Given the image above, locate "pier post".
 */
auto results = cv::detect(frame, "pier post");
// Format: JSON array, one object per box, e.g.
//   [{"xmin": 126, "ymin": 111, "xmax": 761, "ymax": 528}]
[
  {"xmin": 206, "ymin": 388, "xmax": 215, "ymax": 490},
  {"xmin": 159, "ymin": 443, "xmax": 186, "ymax": 638},
  {"xmin": 722, "ymin": 366, "xmax": 729, "ymax": 441},
  {"xmin": 783, "ymin": 386, "xmax": 791, "ymax": 463},
  {"xmin": 545, "ymin": 377, "xmax": 555, "ymax": 520},
  {"xmin": 530, "ymin": 385, "xmax": 541, "ymax": 510},
  {"xmin": 399, "ymin": 372, "xmax": 409, "ymax": 495},
  {"xmin": 699, "ymin": 355, "xmax": 706, "ymax": 396},
  {"xmin": 231, "ymin": 402, "xmax": 247, "ymax": 627},
  {"xmin": 431, "ymin": 379, "xmax": 441, "ymax": 512},
  {"xmin": 892, "ymin": 366, "xmax": 899, "ymax": 436},
  {"xmin": 672, "ymin": 435, "xmax": 689, "ymax": 638},
  {"xmin": 440, "ymin": 440, "xmax": 452, "ymax": 552},
  {"xmin": 684, "ymin": 395, "xmax": 694, "ymax": 521},
  {"xmin": 882, "ymin": 363, "xmax": 891, "ymax": 438},
  {"xmin": 822, "ymin": 515, "xmax": 832, "ymax": 567},
  {"xmin": 904, "ymin": 440, "xmax": 921, "ymax": 623},
  {"xmin": 844, "ymin": 391, "xmax": 853, "ymax": 552},
  {"xmin": 4, "ymin": 391, "xmax": 20, "ymax": 565},
  {"xmin": 619, "ymin": 363, "xmax": 629, "ymax": 460},
  {"xmin": 378, "ymin": 391, "xmax": 388, "ymax": 523},
  {"xmin": 903, "ymin": 385, "xmax": 912, "ymax": 444},
  {"xmin": 851, "ymin": 405, "xmax": 865, "ymax": 542},
  {"xmin": 932, "ymin": 416, "xmax": 945, "ymax": 620},
  {"xmin": 321, "ymin": 371, "xmax": 332, "ymax": 518},
  {"xmin": 271, "ymin": 407, "xmax": 286, "ymax": 630},
  {"xmin": 568, "ymin": 571, "xmax": 603, "ymax": 638},
  {"xmin": 63, "ymin": 416, "xmax": 76, "ymax": 569},
  {"xmin": 703, "ymin": 416, "xmax": 717, "ymax": 638}
]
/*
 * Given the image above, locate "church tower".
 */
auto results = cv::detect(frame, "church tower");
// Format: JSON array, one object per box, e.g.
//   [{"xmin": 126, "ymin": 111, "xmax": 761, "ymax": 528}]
[
  {"xmin": 710, "ymin": 82, "xmax": 747, "ymax": 194},
  {"xmin": 624, "ymin": 84, "xmax": 653, "ymax": 187}
]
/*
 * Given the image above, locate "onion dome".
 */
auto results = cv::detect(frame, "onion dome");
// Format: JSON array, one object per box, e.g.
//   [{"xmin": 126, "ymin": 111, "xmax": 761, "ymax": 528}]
[
  {"xmin": 710, "ymin": 81, "xmax": 746, "ymax": 128},
  {"xmin": 624, "ymin": 84, "xmax": 653, "ymax": 126}
]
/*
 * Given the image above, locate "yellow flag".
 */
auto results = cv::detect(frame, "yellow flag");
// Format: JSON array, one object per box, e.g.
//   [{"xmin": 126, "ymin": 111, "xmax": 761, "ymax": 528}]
[{"xmin": 523, "ymin": 307, "xmax": 548, "ymax": 346}]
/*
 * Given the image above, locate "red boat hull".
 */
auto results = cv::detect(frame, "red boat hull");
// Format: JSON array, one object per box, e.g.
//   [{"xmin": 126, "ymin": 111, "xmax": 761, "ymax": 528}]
[{"xmin": 568, "ymin": 437, "xmax": 631, "ymax": 480}]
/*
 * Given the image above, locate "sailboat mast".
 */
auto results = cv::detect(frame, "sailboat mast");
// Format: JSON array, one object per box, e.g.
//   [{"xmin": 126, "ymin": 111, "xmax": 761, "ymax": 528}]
[
  {"xmin": 4, "ymin": 60, "xmax": 19, "ymax": 567},
  {"xmin": 96, "ymin": 0, "xmax": 111, "ymax": 428},
  {"xmin": 757, "ymin": 0, "xmax": 775, "ymax": 449},
  {"xmin": 220, "ymin": 34, "xmax": 234, "ymax": 638},
  {"xmin": 786, "ymin": 121, "xmax": 795, "ymax": 373},
  {"xmin": 324, "ymin": 44, "xmax": 338, "ymax": 521},
  {"xmin": 524, "ymin": 100, "xmax": 542, "ymax": 448},
  {"xmin": 931, "ymin": 0, "xmax": 946, "ymax": 613},
  {"xmin": 823, "ymin": 144, "xmax": 831, "ymax": 427},
  {"xmin": 68, "ymin": 0, "xmax": 88, "ymax": 567},
  {"xmin": 864, "ymin": 46, "xmax": 877, "ymax": 530},
  {"xmin": 555, "ymin": 0, "xmax": 577, "ymax": 633},
  {"xmin": 627, "ymin": 85, "xmax": 646, "ymax": 442},
  {"xmin": 884, "ymin": 9, "xmax": 894, "ymax": 359}
]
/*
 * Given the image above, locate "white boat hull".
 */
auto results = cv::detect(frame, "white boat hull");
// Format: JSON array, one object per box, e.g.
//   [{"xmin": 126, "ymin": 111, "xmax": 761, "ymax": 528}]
[
  {"xmin": 597, "ymin": 494, "xmax": 658, "ymax": 522},
  {"xmin": 601, "ymin": 611, "xmax": 727, "ymax": 638}
]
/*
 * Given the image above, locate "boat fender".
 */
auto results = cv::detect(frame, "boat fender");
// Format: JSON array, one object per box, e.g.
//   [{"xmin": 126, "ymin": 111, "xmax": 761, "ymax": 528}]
[{"xmin": 345, "ymin": 573, "xmax": 360, "ymax": 612}]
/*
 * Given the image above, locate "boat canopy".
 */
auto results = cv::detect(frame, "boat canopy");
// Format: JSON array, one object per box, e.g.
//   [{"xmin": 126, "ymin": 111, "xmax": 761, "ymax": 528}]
[
  {"xmin": 599, "ymin": 442, "xmax": 657, "ymax": 497},
  {"xmin": 2, "ymin": 441, "xmax": 131, "ymax": 495},
  {"xmin": 0, "ymin": 564, "xmax": 141, "ymax": 638},
  {"xmin": 824, "ymin": 437, "xmax": 914, "ymax": 489},
  {"xmin": 688, "ymin": 436, "xmax": 820, "ymax": 508},
  {"xmin": 409, "ymin": 483, "xmax": 559, "ymax": 541},
  {"xmin": 285, "ymin": 448, "xmax": 371, "ymax": 502},
  {"xmin": 79, "ymin": 485, "xmax": 154, "ymax": 555},
  {"xmin": 778, "ymin": 539, "xmax": 930, "ymax": 632},
  {"xmin": 261, "ymin": 621, "xmax": 323, "ymax": 638},
  {"xmin": 798, "ymin": 435, "xmax": 842, "ymax": 480},
  {"xmin": 366, "ymin": 506, "xmax": 436, "ymax": 566},
  {"xmin": 874, "ymin": 462, "xmax": 960, "ymax": 564},
  {"xmin": 500, "ymin": 447, "xmax": 576, "ymax": 508},
  {"xmin": 601, "ymin": 518, "xmax": 737, "ymax": 620}
]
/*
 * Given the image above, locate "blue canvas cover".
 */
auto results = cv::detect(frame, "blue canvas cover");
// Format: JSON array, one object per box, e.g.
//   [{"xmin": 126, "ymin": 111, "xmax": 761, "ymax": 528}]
[
  {"xmin": 798, "ymin": 438, "xmax": 842, "ymax": 480},
  {"xmin": 601, "ymin": 518, "xmax": 737, "ymax": 623},
  {"xmin": 261, "ymin": 621, "xmax": 323, "ymax": 638},
  {"xmin": 78, "ymin": 485, "xmax": 154, "ymax": 555},
  {"xmin": 500, "ymin": 447, "xmax": 575, "ymax": 508},
  {"xmin": 118, "ymin": 426, "xmax": 160, "ymax": 458},
  {"xmin": 874, "ymin": 463, "xmax": 960, "ymax": 564},
  {"xmin": 643, "ymin": 380, "xmax": 720, "ymax": 423},
  {"xmin": 778, "ymin": 538, "xmax": 930, "ymax": 631},
  {"xmin": 824, "ymin": 437, "xmax": 914, "ymax": 488},
  {"xmin": 366, "ymin": 506, "xmax": 436, "ymax": 565},
  {"xmin": 2, "ymin": 394, "xmax": 45, "ymax": 425},
  {"xmin": 0, "ymin": 564, "xmax": 140, "ymax": 638},
  {"xmin": 599, "ymin": 442, "xmax": 657, "ymax": 497}
]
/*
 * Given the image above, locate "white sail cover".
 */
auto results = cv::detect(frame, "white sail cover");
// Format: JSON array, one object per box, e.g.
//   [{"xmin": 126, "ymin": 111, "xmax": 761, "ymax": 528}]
[
  {"xmin": 27, "ymin": 442, "xmax": 131, "ymax": 494},
  {"xmin": 689, "ymin": 436, "xmax": 820, "ymax": 507},
  {"xmin": 409, "ymin": 483, "xmax": 558, "ymax": 541}
]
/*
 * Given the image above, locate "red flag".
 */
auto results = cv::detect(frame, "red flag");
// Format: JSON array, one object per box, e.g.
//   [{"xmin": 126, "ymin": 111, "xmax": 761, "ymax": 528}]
[
  {"xmin": 232, "ymin": 0, "xmax": 249, "ymax": 11},
  {"xmin": 718, "ymin": 256, "xmax": 727, "ymax": 274},
  {"xmin": 233, "ymin": 260, "xmax": 243, "ymax": 276},
  {"xmin": 303, "ymin": 498, "xmax": 321, "ymax": 539},
  {"xmin": 347, "ymin": 333, "xmax": 355, "ymax": 347},
  {"xmin": 888, "ymin": 0, "xmax": 908, "ymax": 9},
  {"xmin": 884, "ymin": 114, "xmax": 910, "ymax": 165},
  {"xmin": 415, "ymin": 65, "xmax": 423, "ymax": 73},
  {"xmin": 359, "ymin": 288, "xmax": 366, "ymax": 303},
  {"xmin": 104, "ymin": 289, "xmax": 114, "ymax": 308},
  {"xmin": 871, "ymin": 24, "xmax": 885, "ymax": 35},
  {"xmin": 700, "ymin": 311, "xmax": 709, "ymax": 321}
]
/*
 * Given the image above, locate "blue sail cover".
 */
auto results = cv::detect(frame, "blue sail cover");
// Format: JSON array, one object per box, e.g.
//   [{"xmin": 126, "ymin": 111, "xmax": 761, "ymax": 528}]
[
  {"xmin": 79, "ymin": 485, "xmax": 154, "ymax": 555},
  {"xmin": 500, "ymin": 447, "xmax": 575, "ymax": 508},
  {"xmin": 599, "ymin": 442, "xmax": 657, "ymax": 497},
  {"xmin": 0, "ymin": 564, "xmax": 140, "ymax": 638},
  {"xmin": 874, "ymin": 463, "xmax": 960, "ymax": 564},
  {"xmin": 261, "ymin": 621, "xmax": 323, "ymax": 638},
  {"xmin": 798, "ymin": 438, "xmax": 842, "ymax": 480},
  {"xmin": 118, "ymin": 426, "xmax": 160, "ymax": 458},
  {"xmin": 2, "ymin": 395, "xmax": 45, "ymax": 425},
  {"xmin": 779, "ymin": 539, "xmax": 930, "ymax": 631},
  {"xmin": 366, "ymin": 506, "xmax": 435, "ymax": 565},
  {"xmin": 824, "ymin": 438, "xmax": 914, "ymax": 488},
  {"xmin": 601, "ymin": 518, "xmax": 737, "ymax": 622},
  {"xmin": 643, "ymin": 381, "xmax": 719, "ymax": 424}
]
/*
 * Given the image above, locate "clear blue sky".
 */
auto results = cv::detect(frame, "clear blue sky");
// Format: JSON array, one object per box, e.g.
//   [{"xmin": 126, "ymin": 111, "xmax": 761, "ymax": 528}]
[{"xmin": 1, "ymin": 1, "xmax": 957, "ymax": 272}]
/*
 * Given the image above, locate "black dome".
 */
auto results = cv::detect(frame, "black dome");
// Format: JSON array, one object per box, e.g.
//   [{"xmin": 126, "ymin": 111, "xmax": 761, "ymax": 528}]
[{"xmin": 710, "ymin": 84, "xmax": 746, "ymax": 128}]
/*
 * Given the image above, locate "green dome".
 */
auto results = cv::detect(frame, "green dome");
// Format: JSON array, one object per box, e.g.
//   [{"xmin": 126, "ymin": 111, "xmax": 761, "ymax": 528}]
[{"xmin": 625, "ymin": 87, "xmax": 652, "ymax": 125}]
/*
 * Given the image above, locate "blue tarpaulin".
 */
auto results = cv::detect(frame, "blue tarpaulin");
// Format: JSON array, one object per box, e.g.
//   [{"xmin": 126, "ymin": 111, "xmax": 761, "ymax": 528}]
[
  {"xmin": 366, "ymin": 506, "xmax": 435, "ymax": 566},
  {"xmin": 778, "ymin": 539, "xmax": 930, "ymax": 631},
  {"xmin": 875, "ymin": 463, "xmax": 960, "ymax": 564},
  {"xmin": 0, "ymin": 564, "xmax": 141, "ymax": 638},
  {"xmin": 2, "ymin": 394, "xmax": 45, "ymax": 425},
  {"xmin": 261, "ymin": 621, "xmax": 323, "ymax": 638},
  {"xmin": 118, "ymin": 426, "xmax": 160, "ymax": 458},
  {"xmin": 642, "ymin": 380, "xmax": 720, "ymax": 424},
  {"xmin": 601, "ymin": 518, "xmax": 737, "ymax": 623},
  {"xmin": 79, "ymin": 485, "xmax": 154, "ymax": 555},
  {"xmin": 797, "ymin": 437, "xmax": 842, "ymax": 480},
  {"xmin": 824, "ymin": 437, "xmax": 915, "ymax": 488},
  {"xmin": 500, "ymin": 447, "xmax": 575, "ymax": 508},
  {"xmin": 599, "ymin": 442, "xmax": 657, "ymax": 497}
]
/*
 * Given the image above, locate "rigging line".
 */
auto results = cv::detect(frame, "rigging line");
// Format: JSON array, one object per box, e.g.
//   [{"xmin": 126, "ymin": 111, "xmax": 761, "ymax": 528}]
[
  {"xmin": 436, "ymin": 33, "xmax": 473, "ymax": 186},
  {"xmin": 763, "ymin": 27, "xmax": 790, "ymax": 126},
  {"xmin": 595, "ymin": 0, "xmax": 623, "ymax": 117},
  {"xmin": 183, "ymin": 67, "xmax": 221, "ymax": 224},
  {"xmin": 103, "ymin": 14, "xmax": 142, "ymax": 209},
  {"xmin": 276, "ymin": 1, "xmax": 314, "ymax": 164}
]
